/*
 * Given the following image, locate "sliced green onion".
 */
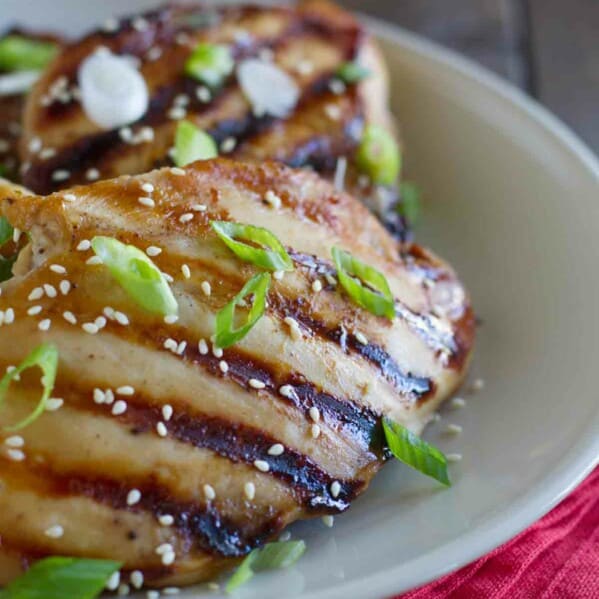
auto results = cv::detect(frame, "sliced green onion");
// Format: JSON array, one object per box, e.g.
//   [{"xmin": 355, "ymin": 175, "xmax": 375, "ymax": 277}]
[
  {"xmin": 226, "ymin": 540, "xmax": 306, "ymax": 593},
  {"xmin": 184, "ymin": 43, "xmax": 234, "ymax": 88},
  {"xmin": 211, "ymin": 221, "xmax": 293, "ymax": 272},
  {"xmin": 0, "ymin": 35, "xmax": 58, "ymax": 72},
  {"xmin": 0, "ymin": 216, "xmax": 13, "ymax": 246},
  {"xmin": 91, "ymin": 236, "xmax": 178, "ymax": 317},
  {"xmin": 356, "ymin": 124, "xmax": 401, "ymax": 186},
  {"xmin": 0, "ymin": 556, "xmax": 121, "ymax": 599},
  {"xmin": 0, "ymin": 343, "xmax": 58, "ymax": 432},
  {"xmin": 383, "ymin": 417, "xmax": 450, "ymax": 486},
  {"xmin": 173, "ymin": 120, "xmax": 217, "ymax": 167},
  {"xmin": 331, "ymin": 246, "xmax": 395, "ymax": 319},
  {"xmin": 335, "ymin": 61, "xmax": 370, "ymax": 84},
  {"xmin": 0, "ymin": 254, "xmax": 17, "ymax": 283},
  {"xmin": 214, "ymin": 272, "xmax": 270, "ymax": 349},
  {"xmin": 398, "ymin": 181, "xmax": 421, "ymax": 227}
]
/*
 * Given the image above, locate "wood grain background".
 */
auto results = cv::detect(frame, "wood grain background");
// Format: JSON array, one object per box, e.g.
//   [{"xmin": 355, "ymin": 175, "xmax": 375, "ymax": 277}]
[{"xmin": 339, "ymin": 0, "xmax": 599, "ymax": 152}]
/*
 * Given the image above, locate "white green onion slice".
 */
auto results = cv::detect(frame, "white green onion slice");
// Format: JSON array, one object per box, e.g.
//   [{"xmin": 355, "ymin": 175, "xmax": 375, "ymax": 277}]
[
  {"xmin": 91, "ymin": 236, "xmax": 178, "ymax": 317},
  {"xmin": 398, "ymin": 181, "xmax": 421, "ymax": 227},
  {"xmin": 0, "ymin": 556, "xmax": 121, "ymax": 599},
  {"xmin": 226, "ymin": 540, "xmax": 306, "ymax": 593},
  {"xmin": 214, "ymin": 272, "xmax": 270, "ymax": 349},
  {"xmin": 383, "ymin": 417, "xmax": 450, "ymax": 486},
  {"xmin": 355, "ymin": 124, "xmax": 401, "ymax": 186},
  {"xmin": 335, "ymin": 61, "xmax": 370, "ymax": 84},
  {"xmin": 0, "ymin": 343, "xmax": 58, "ymax": 432},
  {"xmin": 184, "ymin": 43, "xmax": 234, "ymax": 88},
  {"xmin": 211, "ymin": 221, "xmax": 293, "ymax": 272},
  {"xmin": 0, "ymin": 35, "xmax": 58, "ymax": 72},
  {"xmin": 173, "ymin": 120, "xmax": 217, "ymax": 167},
  {"xmin": 331, "ymin": 246, "xmax": 395, "ymax": 319}
]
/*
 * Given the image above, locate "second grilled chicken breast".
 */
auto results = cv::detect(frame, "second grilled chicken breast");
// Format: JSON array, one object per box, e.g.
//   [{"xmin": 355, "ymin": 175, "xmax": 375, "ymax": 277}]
[{"xmin": 0, "ymin": 158, "xmax": 474, "ymax": 587}]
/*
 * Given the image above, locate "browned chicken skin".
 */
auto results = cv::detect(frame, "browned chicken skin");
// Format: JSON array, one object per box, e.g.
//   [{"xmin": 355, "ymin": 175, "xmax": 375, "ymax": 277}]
[
  {"xmin": 19, "ymin": 1, "xmax": 407, "ymax": 236},
  {"xmin": 0, "ymin": 158, "xmax": 474, "ymax": 586}
]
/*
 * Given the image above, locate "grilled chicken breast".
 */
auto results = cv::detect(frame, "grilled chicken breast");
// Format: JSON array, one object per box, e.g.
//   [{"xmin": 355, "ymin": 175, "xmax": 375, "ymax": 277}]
[
  {"xmin": 19, "ymin": 1, "xmax": 407, "ymax": 236},
  {"xmin": 0, "ymin": 158, "xmax": 474, "ymax": 587}
]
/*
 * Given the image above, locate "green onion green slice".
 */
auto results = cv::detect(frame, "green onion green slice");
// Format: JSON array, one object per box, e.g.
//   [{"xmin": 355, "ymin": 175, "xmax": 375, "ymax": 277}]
[
  {"xmin": 0, "ymin": 216, "xmax": 13, "ymax": 246},
  {"xmin": 226, "ymin": 540, "xmax": 306, "ymax": 593},
  {"xmin": 211, "ymin": 221, "xmax": 293, "ymax": 272},
  {"xmin": 184, "ymin": 43, "xmax": 234, "ymax": 88},
  {"xmin": 0, "ymin": 343, "xmax": 58, "ymax": 432},
  {"xmin": 91, "ymin": 236, "xmax": 178, "ymax": 317},
  {"xmin": 0, "ymin": 556, "xmax": 121, "ymax": 599},
  {"xmin": 331, "ymin": 246, "xmax": 395, "ymax": 319},
  {"xmin": 335, "ymin": 61, "xmax": 370, "ymax": 84},
  {"xmin": 398, "ymin": 181, "xmax": 421, "ymax": 227},
  {"xmin": 383, "ymin": 417, "xmax": 450, "ymax": 486},
  {"xmin": 214, "ymin": 272, "xmax": 270, "ymax": 349},
  {"xmin": 173, "ymin": 120, "xmax": 218, "ymax": 167},
  {"xmin": 355, "ymin": 124, "xmax": 401, "ymax": 186},
  {"xmin": 0, "ymin": 216, "xmax": 16, "ymax": 282},
  {"xmin": 0, "ymin": 35, "xmax": 58, "ymax": 72}
]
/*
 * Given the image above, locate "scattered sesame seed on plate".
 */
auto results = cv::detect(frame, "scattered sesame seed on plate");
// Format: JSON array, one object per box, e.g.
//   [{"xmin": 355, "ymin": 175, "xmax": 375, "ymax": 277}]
[
  {"xmin": 115, "ymin": 311, "xmax": 129, "ymax": 326},
  {"xmin": 94, "ymin": 317, "xmax": 106, "ymax": 330},
  {"xmin": 329, "ymin": 79, "xmax": 346, "ymax": 95},
  {"xmin": 279, "ymin": 531, "xmax": 291, "ymax": 542},
  {"xmin": 311, "ymin": 279, "xmax": 323, "ymax": 292},
  {"xmin": 309, "ymin": 406, "xmax": 320, "ymax": 423},
  {"xmin": 155, "ymin": 543, "xmax": 173, "ymax": 555},
  {"xmin": 176, "ymin": 341, "xmax": 186, "ymax": 355},
  {"xmin": 86, "ymin": 256, "xmax": 103, "ymax": 266},
  {"xmin": 141, "ymin": 182, "xmax": 154, "ymax": 193},
  {"xmin": 52, "ymin": 169, "xmax": 70, "ymax": 182},
  {"xmin": 267, "ymin": 443, "xmax": 284, "ymax": 456},
  {"xmin": 203, "ymin": 484, "xmax": 216, "ymax": 500},
  {"xmin": 126, "ymin": 489, "xmax": 141, "ymax": 506},
  {"xmin": 212, "ymin": 345, "xmax": 223, "ymax": 358},
  {"xmin": 112, "ymin": 400, "xmax": 127, "ymax": 416},
  {"xmin": 117, "ymin": 385, "xmax": 135, "ymax": 396},
  {"xmin": 156, "ymin": 421, "xmax": 168, "ymax": 437},
  {"xmin": 63, "ymin": 311, "xmax": 77, "ymax": 324},
  {"xmin": 444, "ymin": 423, "xmax": 463, "ymax": 435},
  {"xmin": 164, "ymin": 338, "xmax": 177, "ymax": 352},
  {"xmin": 7, "ymin": 448, "xmax": 25, "ymax": 461},
  {"xmin": 4, "ymin": 435, "xmax": 24, "ymax": 448},
  {"xmin": 162, "ymin": 404, "xmax": 173, "ymax": 421},
  {"xmin": 138, "ymin": 196, "xmax": 155, "ymax": 208},
  {"xmin": 50, "ymin": 264, "xmax": 67, "ymax": 274},
  {"xmin": 105, "ymin": 571, "xmax": 120, "ymax": 591},
  {"xmin": 170, "ymin": 167, "xmax": 186, "ymax": 176},
  {"xmin": 76, "ymin": 239, "xmax": 91, "ymax": 251},
  {"xmin": 85, "ymin": 167, "xmax": 100, "ymax": 181},
  {"xmin": 446, "ymin": 453, "xmax": 463, "ymax": 462},
  {"xmin": 450, "ymin": 397, "xmax": 467, "ymax": 409},
  {"xmin": 59, "ymin": 280, "xmax": 71, "ymax": 295},
  {"xmin": 191, "ymin": 203, "xmax": 206, "ymax": 212},
  {"xmin": 82, "ymin": 322, "xmax": 99, "ymax": 334},
  {"xmin": 200, "ymin": 281, "xmax": 211, "ymax": 295},
  {"xmin": 45, "ymin": 398, "xmax": 63, "ymax": 411},
  {"xmin": 93, "ymin": 388, "xmax": 106, "ymax": 404},
  {"xmin": 117, "ymin": 583, "xmax": 130, "ymax": 596},
  {"xmin": 244, "ymin": 481, "xmax": 256, "ymax": 500},
  {"xmin": 159, "ymin": 514, "xmax": 174, "ymax": 526},
  {"xmin": 179, "ymin": 212, "xmax": 194, "ymax": 223},
  {"xmin": 163, "ymin": 587, "xmax": 180, "ymax": 595},
  {"xmin": 279, "ymin": 385, "xmax": 295, "ymax": 399},
  {"xmin": 198, "ymin": 339, "xmax": 208, "ymax": 355},
  {"xmin": 27, "ymin": 306, "xmax": 42, "ymax": 316},
  {"xmin": 196, "ymin": 85, "xmax": 211, "ymax": 103},
  {"xmin": 470, "ymin": 378, "xmax": 485, "ymax": 392},
  {"xmin": 254, "ymin": 459, "xmax": 270, "ymax": 472},
  {"xmin": 249, "ymin": 378, "xmax": 266, "ymax": 390},
  {"xmin": 181, "ymin": 264, "xmax": 191, "ymax": 279},
  {"xmin": 311, "ymin": 424, "xmax": 321, "ymax": 439},
  {"xmin": 38, "ymin": 319, "xmax": 51, "ymax": 331},
  {"xmin": 28, "ymin": 287, "xmax": 44, "ymax": 301},
  {"xmin": 168, "ymin": 106, "xmax": 186, "ymax": 120},
  {"xmin": 161, "ymin": 551, "xmax": 176, "ymax": 566},
  {"xmin": 146, "ymin": 246, "xmax": 162, "ymax": 256},
  {"xmin": 219, "ymin": 360, "xmax": 229, "ymax": 374},
  {"xmin": 44, "ymin": 524, "xmax": 64, "ymax": 538},
  {"xmin": 3, "ymin": 308, "xmax": 14, "ymax": 324},
  {"xmin": 330, "ymin": 480, "xmax": 341, "ymax": 498},
  {"xmin": 220, "ymin": 136, "xmax": 237, "ymax": 153},
  {"xmin": 130, "ymin": 571, "xmax": 144, "ymax": 590},
  {"xmin": 322, "ymin": 515, "xmax": 334, "ymax": 528},
  {"xmin": 43, "ymin": 284, "xmax": 57, "ymax": 298}
]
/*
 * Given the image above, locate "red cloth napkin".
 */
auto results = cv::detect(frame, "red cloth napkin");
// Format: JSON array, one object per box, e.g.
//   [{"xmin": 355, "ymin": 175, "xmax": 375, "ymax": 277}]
[{"xmin": 397, "ymin": 467, "xmax": 599, "ymax": 599}]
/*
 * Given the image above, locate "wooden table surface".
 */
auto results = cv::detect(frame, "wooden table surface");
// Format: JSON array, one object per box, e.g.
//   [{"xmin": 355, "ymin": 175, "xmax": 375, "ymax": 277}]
[{"xmin": 339, "ymin": 0, "xmax": 599, "ymax": 153}]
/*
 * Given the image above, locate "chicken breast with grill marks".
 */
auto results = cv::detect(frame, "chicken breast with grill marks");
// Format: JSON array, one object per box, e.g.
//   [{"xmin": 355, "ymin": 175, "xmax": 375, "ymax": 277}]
[
  {"xmin": 0, "ymin": 158, "xmax": 474, "ymax": 587},
  {"xmin": 19, "ymin": 0, "xmax": 408, "ymax": 236}
]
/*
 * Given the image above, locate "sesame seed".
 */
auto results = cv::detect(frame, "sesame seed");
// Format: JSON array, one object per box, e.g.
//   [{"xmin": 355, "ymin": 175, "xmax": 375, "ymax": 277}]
[
  {"xmin": 207, "ymin": 583, "xmax": 220, "ymax": 591},
  {"xmin": 279, "ymin": 385, "xmax": 295, "ymax": 399},
  {"xmin": 470, "ymin": 378, "xmax": 485, "ymax": 392},
  {"xmin": 220, "ymin": 137, "xmax": 236, "ymax": 153},
  {"xmin": 5, "ymin": 435, "xmax": 24, "ymax": 448},
  {"xmin": 322, "ymin": 515, "xmax": 335, "ymax": 528},
  {"xmin": 200, "ymin": 281, "xmax": 211, "ymax": 295},
  {"xmin": 212, "ymin": 345, "xmax": 223, "ymax": 358},
  {"xmin": 117, "ymin": 385, "xmax": 135, "ymax": 396},
  {"xmin": 130, "ymin": 571, "xmax": 144, "ymax": 589},
  {"xmin": 325, "ymin": 274, "xmax": 337, "ymax": 286},
  {"xmin": 203, "ymin": 484, "xmax": 216, "ymax": 500},
  {"xmin": 63, "ymin": 193, "xmax": 77, "ymax": 203},
  {"xmin": 115, "ymin": 312, "xmax": 129, "ymax": 326},
  {"xmin": 446, "ymin": 453, "xmax": 463, "ymax": 462},
  {"xmin": 450, "ymin": 397, "xmax": 467, "ymax": 409},
  {"xmin": 355, "ymin": 331, "xmax": 368, "ymax": 345},
  {"xmin": 164, "ymin": 314, "xmax": 178, "ymax": 324},
  {"xmin": 264, "ymin": 189, "xmax": 282, "ymax": 209},
  {"xmin": 267, "ymin": 443, "xmax": 284, "ymax": 456},
  {"xmin": 164, "ymin": 338, "xmax": 177, "ymax": 352},
  {"xmin": 86, "ymin": 256, "xmax": 103, "ymax": 266},
  {"xmin": 12, "ymin": 228, "xmax": 22, "ymax": 243},
  {"xmin": 325, "ymin": 103, "xmax": 341, "ymax": 121},
  {"xmin": 311, "ymin": 279, "xmax": 323, "ymax": 292},
  {"xmin": 162, "ymin": 551, "xmax": 176, "ymax": 566},
  {"xmin": 248, "ymin": 378, "xmax": 266, "ymax": 390},
  {"xmin": 50, "ymin": 264, "xmax": 66, "ymax": 274},
  {"xmin": 444, "ymin": 423, "xmax": 463, "ymax": 435},
  {"xmin": 295, "ymin": 59, "xmax": 314, "ymax": 75},
  {"xmin": 76, "ymin": 239, "xmax": 91, "ymax": 251},
  {"xmin": 254, "ymin": 460, "xmax": 269, "ymax": 472},
  {"xmin": 141, "ymin": 182, "xmax": 154, "ymax": 193},
  {"xmin": 181, "ymin": 264, "xmax": 191, "ymax": 279},
  {"xmin": 112, "ymin": 401, "xmax": 127, "ymax": 416},
  {"xmin": 176, "ymin": 341, "xmax": 186, "ymax": 355},
  {"xmin": 156, "ymin": 421, "xmax": 168, "ymax": 437},
  {"xmin": 138, "ymin": 196, "xmax": 155, "ymax": 208},
  {"xmin": 82, "ymin": 322, "xmax": 99, "ymax": 334},
  {"xmin": 106, "ymin": 571, "xmax": 120, "ymax": 591},
  {"xmin": 284, "ymin": 316, "xmax": 302, "ymax": 340},
  {"xmin": 191, "ymin": 203, "xmax": 206, "ymax": 212},
  {"xmin": 273, "ymin": 270, "xmax": 284, "ymax": 280},
  {"xmin": 117, "ymin": 584, "xmax": 130, "ymax": 596},
  {"xmin": 38, "ymin": 319, "xmax": 51, "ymax": 331},
  {"xmin": 126, "ymin": 489, "xmax": 141, "ymax": 506},
  {"xmin": 45, "ymin": 524, "xmax": 64, "ymax": 538},
  {"xmin": 59, "ymin": 280, "xmax": 71, "ymax": 295},
  {"xmin": 156, "ymin": 543, "xmax": 173, "ymax": 555},
  {"xmin": 146, "ymin": 246, "xmax": 162, "ymax": 256},
  {"xmin": 163, "ymin": 587, "xmax": 180, "ymax": 595},
  {"xmin": 3, "ymin": 308, "xmax": 14, "ymax": 324},
  {"xmin": 196, "ymin": 85, "xmax": 211, "ymax": 103},
  {"xmin": 179, "ymin": 212, "xmax": 194, "ymax": 223},
  {"xmin": 162, "ymin": 404, "xmax": 173, "ymax": 421},
  {"xmin": 330, "ymin": 481, "xmax": 341, "ymax": 498},
  {"xmin": 159, "ymin": 514, "xmax": 174, "ymax": 526},
  {"xmin": 309, "ymin": 407, "xmax": 320, "ymax": 423},
  {"xmin": 85, "ymin": 167, "xmax": 100, "ymax": 181},
  {"xmin": 104, "ymin": 307, "xmax": 115, "ymax": 319},
  {"xmin": 93, "ymin": 388, "xmax": 106, "ymax": 404},
  {"xmin": 329, "ymin": 79, "xmax": 346, "ymax": 94},
  {"xmin": 170, "ymin": 167, "xmax": 185, "ymax": 176},
  {"xmin": 52, "ymin": 169, "xmax": 70, "ymax": 182},
  {"xmin": 311, "ymin": 424, "xmax": 321, "ymax": 439},
  {"xmin": 279, "ymin": 531, "xmax": 291, "ymax": 541},
  {"xmin": 104, "ymin": 390, "xmax": 114, "ymax": 404},
  {"xmin": 244, "ymin": 481, "xmax": 256, "ymax": 500},
  {"xmin": 146, "ymin": 46, "xmax": 162, "ymax": 61},
  {"xmin": 45, "ymin": 398, "xmax": 63, "ymax": 411},
  {"xmin": 62, "ymin": 311, "xmax": 77, "ymax": 324},
  {"xmin": 43, "ymin": 284, "xmax": 57, "ymax": 298},
  {"xmin": 7, "ymin": 448, "xmax": 25, "ymax": 461},
  {"xmin": 198, "ymin": 339, "xmax": 208, "ymax": 355},
  {"xmin": 146, "ymin": 592, "xmax": 160, "ymax": 599},
  {"xmin": 27, "ymin": 305, "xmax": 42, "ymax": 316},
  {"xmin": 40, "ymin": 147, "xmax": 56, "ymax": 160},
  {"xmin": 174, "ymin": 93, "xmax": 189, "ymax": 107},
  {"xmin": 28, "ymin": 287, "xmax": 44, "ymax": 301},
  {"xmin": 132, "ymin": 16, "xmax": 149, "ymax": 31},
  {"xmin": 168, "ymin": 106, "xmax": 186, "ymax": 120},
  {"xmin": 219, "ymin": 360, "xmax": 229, "ymax": 374}
]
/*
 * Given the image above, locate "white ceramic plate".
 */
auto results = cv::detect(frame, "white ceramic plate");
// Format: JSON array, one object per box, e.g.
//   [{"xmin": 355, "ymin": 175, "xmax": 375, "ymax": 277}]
[{"xmin": 3, "ymin": 2, "xmax": 599, "ymax": 598}]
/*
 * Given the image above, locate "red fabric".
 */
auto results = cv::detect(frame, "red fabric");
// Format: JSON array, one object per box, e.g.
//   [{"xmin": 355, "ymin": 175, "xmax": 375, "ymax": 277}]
[{"xmin": 396, "ymin": 467, "xmax": 599, "ymax": 599}]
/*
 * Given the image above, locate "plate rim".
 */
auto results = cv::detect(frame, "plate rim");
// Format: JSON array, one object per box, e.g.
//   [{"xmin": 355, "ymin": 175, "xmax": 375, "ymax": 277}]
[{"xmin": 299, "ymin": 15, "xmax": 599, "ymax": 599}]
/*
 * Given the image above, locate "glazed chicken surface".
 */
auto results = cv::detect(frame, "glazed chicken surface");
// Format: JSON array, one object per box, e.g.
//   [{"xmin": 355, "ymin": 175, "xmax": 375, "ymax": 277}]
[{"xmin": 0, "ymin": 158, "xmax": 474, "ymax": 586}]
